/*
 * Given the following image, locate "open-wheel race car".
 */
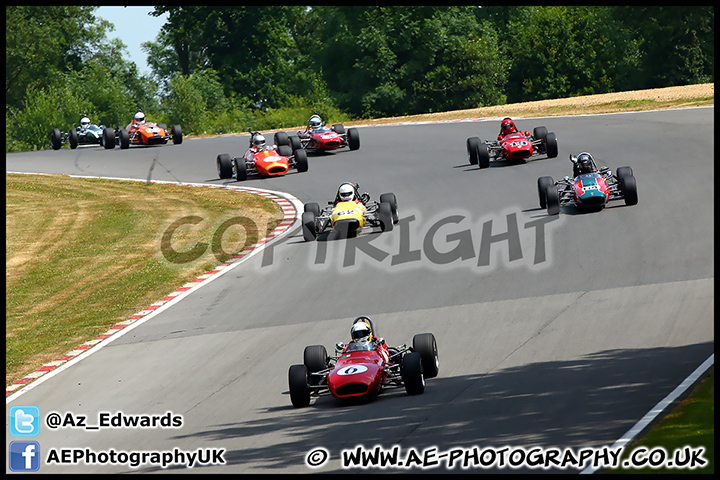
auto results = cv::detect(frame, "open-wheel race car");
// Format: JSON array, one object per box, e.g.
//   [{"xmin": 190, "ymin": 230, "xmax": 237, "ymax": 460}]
[
  {"xmin": 276, "ymin": 116, "xmax": 360, "ymax": 154},
  {"xmin": 50, "ymin": 116, "xmax": 107, "ymax": 150},
  {"xmin": 466, "ymin": 122, "xmax": 558, "ymax": 169},
  {"xmin": 288, "ymin": 316, "xmax": 439, "ymax": 407},
  {"xmin": 106, "ymin": 110, "xmax": 183, "ymax": 149},
  {"xmin": 301, "ymin": 183, "xmax": 398, "ymax": 241},
  {"xmin": 216, "ymin": 128, "xmax": 308, "ymax": 181},
  {"xmin": 537, "ymin": 153, "xmax": 638, "ymax": 215}
]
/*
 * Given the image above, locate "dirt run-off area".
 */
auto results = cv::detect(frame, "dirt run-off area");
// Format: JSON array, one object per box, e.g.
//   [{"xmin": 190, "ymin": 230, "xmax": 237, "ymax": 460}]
[{"xmin": 346, "ymin": 83, "xmax": 714, "ymax": 126}]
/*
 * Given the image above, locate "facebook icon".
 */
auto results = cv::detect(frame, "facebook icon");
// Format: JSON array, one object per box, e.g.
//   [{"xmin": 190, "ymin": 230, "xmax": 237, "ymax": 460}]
[{"xmin": 9, "ymin": 441, "xmax": 41, "ymax": 472}]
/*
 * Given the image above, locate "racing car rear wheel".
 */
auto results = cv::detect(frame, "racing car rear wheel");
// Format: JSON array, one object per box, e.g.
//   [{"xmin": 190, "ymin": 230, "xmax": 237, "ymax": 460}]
[
  {"xmin": 303, "ymin": 345, "xmax": 328, "ymax": 378},
  {"xmin": 289, "ymin": 135, "xmax": 302, "ymax": 151},
  {"xmin": 544, "ymin": 132, "xmax": 558, "ymax": 158},
  {"xmin": 402, "ymin": 352, "xmax": 425, "ymax": 395},
  {"xmin": 302, "ymin": 211, "xmax": 318, "ymax": 242},
  {"xmin": 51, "ymin": 128, "xmax": 63, "ymax": 150},
  {"xmin": 379, "ymin": 201, "xmax": 394, "ymax": 232},
  {"xmin": 294, "ymin": 149, "xmax": 309, "ymax": 173},
  {"xmin": 537, "ymin": 176, "xmax": 555, "ymax": 209},
  {"xmin": 68, "ymin": 129, "xmax": 78, "ymax": 149},
  {"xmin": 620, "ymin": 174, "xmax": 638, "ymax": 206},
  {"xmin": 412, "ymin": 333, "xmax": 439, "ymax": 379},
  {"xmin": 119, "ymin": 128, "xmax": 130, "ymax": 149},
  {"xmin": 332, "ymin": 124, "xmax": 345, "ymax": 134},
  {"xmin": 103, "ymin": 128, "xmax": 115, "ymax": 149},
  {"xmin": 379, "ymin": 193, "xmax": 399, "ymax": 224},
  {"xmin": 274, "ymin": 131, "xmax": 289, "ymax": 146},
  {"xmin": 277, "ymin": 145, "xmax": 293, "ymax": 157},
  {"xmin": 171, "ymin": 125, "xmax": 183, "ymax": 145},
  {"xmin": 289, "ymin": 364, "xmax": 311, "ymax": 408},
  {"xmin": 234, "ymin": 158, "xmax": 247, "ymax": 181},
  {"xmin": 545, "ymin": 184, "xmax": 561, "ymax": 215},
  {"xmin": 217, "ymin": 153, "xmax": 233, "ymax": 179},
  {"xmin": 347, "ymin": 128, "xmax": 360, "ymax": 150},
  {"xmin": 467, "ymin": 137, "xmax": 481, "ymax": 165}
]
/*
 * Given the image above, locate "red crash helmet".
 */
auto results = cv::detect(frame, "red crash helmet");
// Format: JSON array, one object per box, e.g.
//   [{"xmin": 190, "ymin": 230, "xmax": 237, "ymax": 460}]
[{"xmin": 501, "ymin": 118, "xmax": 515, "ymax": 133}]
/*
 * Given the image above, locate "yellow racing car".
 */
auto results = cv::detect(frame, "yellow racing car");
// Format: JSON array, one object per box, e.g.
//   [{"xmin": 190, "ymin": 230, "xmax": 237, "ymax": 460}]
[{"xmin": 301, "ymin": 183, "xmax": 398, "ymax": 241}]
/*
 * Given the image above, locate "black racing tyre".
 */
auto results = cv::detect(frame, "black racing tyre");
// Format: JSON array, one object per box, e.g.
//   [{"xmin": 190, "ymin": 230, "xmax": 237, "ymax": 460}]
[
  {"xmin": 171, "ymin": 125, "xmax": 183, "ymax": 144},
  {"xmin": 119, "ymin": 128, "xmax": 130, "ymax": 149},
  {"xmin": 544, "ymin": 132, "xmax": 558, "ymax": 158},
  {"xmin": 467, "ymin": 137, "xmax": 481, "ymax": 165},
  {"xmin": 616, "ymin": 166, "xmax": 633, "ymax": 180},
  {"xmin": 332, "ymin": 123, "xmax": 345, "ymax": 135},
  {"xmin": 277, "ymin": 145, "xmax": 292, "ymax": 157},
  {"xmin": 289, "ymin": 135, "xmax": 302, "ymax": 151},
  {"xmin": 303, "ymin": 345, "xmax": 328, "ymax": 374},
  {"xmin": 379, "ymin": 201, "xmax": 394, "ymax": 232},
  {"xmin": 537, "ymin": 176, "xmax": 555, "ymax": 209},
  {"xmin": 234, "ymin": 157, "xmax": 247, "ymax": 181},
  {"xmin": 347, "ymin": 128, "xmax": 360, "ymax": 150},
  {"xmin": 402, "ymin": 352, "xmax": 425, "ymax": 395},
  {"xmin": 294, "ymin": 148, "xmax": 309, "ymax": 172},
  {"xmin": 51, "ymin": 128, "xmax": 62, "ymax": 150},
  {"xmin": 288, "ymin": 364, "xmax": 311, "ymax": 408},
  {"xmin": 379, "ymin": 193, "xmax": 399, "ymax": 224},
  {"xmin": 621, "ymin": 174, "xmax": 638, "ymax": 206},
  {"xmin": 304, "ymin": 202, "xmax": 321, "ymax": 216},
  {"xmin": 302, "ymin": 211, "xmax": 317, "ymax": 242},
  {"xmin": 412, "ymin": 333, "xmax": 439, "ymax": 379},
  {"xmin": 546, "ymin": 184, "xmax": 561, "ymax": 215},
  {"xmin": 217, "ymin": 153, "xmax": 233, "ymax": 179},
  {"xmin": 274, "ymin": 131, "xmax": 289, "ymax": 146},
  {"xmin": 68, "ymin": 129, "xmax": 78, "ymax": 149},
  {"xmin": 477, "ymin": 141, "xmax": 490, "ymax": 169},
  {"xmin": 533, "ymin": 126, "xmax": 548, "ymax": 142},
  {"xmin": 103, "ymin": 127, "xmax": 115, "ymax": 149}
]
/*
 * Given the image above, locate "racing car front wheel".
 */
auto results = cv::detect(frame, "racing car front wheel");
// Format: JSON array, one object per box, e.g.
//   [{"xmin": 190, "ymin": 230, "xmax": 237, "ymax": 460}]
[
  {"xmin": 347, "ymin": 128, "xmax": 360, "ymax": 150},
  {"xmin": 217, "ymin": 154, "xmax": 233, "ymax": 179},
  {"xmin": 379, "ymin": 202, "xmax": 394, "ymax": 232},
  {"xmin": 68, "ymin": 129, "xmax": 78, "ymax": 149},
  {"xmin": 379, "ymin": 193, "xmax": 398, "ymax": 224},
  {"xmin": 294, "ymin": 149, "xmax": 309, "ymax": 173},
  {"xmin": 402, "ymin": 352, "xmax": 425, "ymax": 395},
  {"xmin": 412, "ymin": 333, "xmax": 439, "ymax": 379},
  {"xmin": 537, "ymin": 176, "xmax": 554, "ymax": 209},
  {"xmin": 545, "ymin": 185, "xmax": 561, "ymax": 215},
  {"xmin": 289, "ymin": 364, "xmax": 311, "ymax": 408},
  {"xmin": 620, "ymin": 174, "xmax": 638, "ymax": 206},
  {"xmin": 302, "ymin": 211, "xmax": 318, "ymax": 242}
]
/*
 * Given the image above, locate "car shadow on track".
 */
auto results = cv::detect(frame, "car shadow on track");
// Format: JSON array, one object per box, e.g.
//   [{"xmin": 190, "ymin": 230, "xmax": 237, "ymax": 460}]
[{"xmin": 159, "ymin": 342, "xmax": 711, "ymax": 474}]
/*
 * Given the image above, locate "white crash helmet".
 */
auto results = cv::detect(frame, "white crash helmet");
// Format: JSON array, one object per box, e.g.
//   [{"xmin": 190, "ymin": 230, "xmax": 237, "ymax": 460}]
[
  {"xmin": 309, "ymin": 115, "xmax": 322, "ymax": 129},
  {"xmin": 338, "ymin": 183, "xmax": 355, "ymax": 202},
  {"xmin": 351, "ymin": 320, "xmax": 372, "ymax": 343},
  {"xmin": 80, "ymin": 116, "xmax": 91, "ymax": 128},
  {"xmin": 134, "ymin": 111, "xmax": 146, "ymax": 124},
  {"xmin": 252, "ymin": 134, "xmax": 266, "ymax": 147}
]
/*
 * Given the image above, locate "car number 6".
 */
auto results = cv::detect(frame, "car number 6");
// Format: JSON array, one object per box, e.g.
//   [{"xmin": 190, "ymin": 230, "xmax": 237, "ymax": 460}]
[{"xmin": 337, "ymin": 365, "xmax": 368, "ymax": 375}]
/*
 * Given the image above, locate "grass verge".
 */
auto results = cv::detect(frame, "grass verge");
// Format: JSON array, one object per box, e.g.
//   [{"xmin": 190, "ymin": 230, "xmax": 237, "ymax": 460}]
[{"xmin": 6, "ymin": 173, "xmax": 283, "ymax": 385}]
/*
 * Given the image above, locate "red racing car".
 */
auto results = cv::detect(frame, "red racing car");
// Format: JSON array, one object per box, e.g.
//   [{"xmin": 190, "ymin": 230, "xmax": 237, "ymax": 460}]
[
  {"xmin": 216, "ymin": 129, "xmax": 308, "ymax": 181},
  {"xmin": 277, "ymin": 123, "xmax": 359, "ymax": 154},
  {"xmin": 466, "ymin": 125, "xmax": 558, "ymax": 169},
  {"xmin": 288, "ymin": 317, "xmax": 439, "ymax": 407}
]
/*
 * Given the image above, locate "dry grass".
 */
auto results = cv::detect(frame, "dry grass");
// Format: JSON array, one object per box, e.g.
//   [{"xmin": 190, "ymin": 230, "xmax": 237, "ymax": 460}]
[{"xmin": 6, "ymin": 174, "xmax": 283, "ymax": 385}]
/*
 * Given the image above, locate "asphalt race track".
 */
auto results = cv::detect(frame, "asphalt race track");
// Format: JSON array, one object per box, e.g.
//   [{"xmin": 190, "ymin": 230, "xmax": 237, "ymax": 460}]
[{"xmin": 6, "ymin": 107, "xmax": 714, "ymax": 473}]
